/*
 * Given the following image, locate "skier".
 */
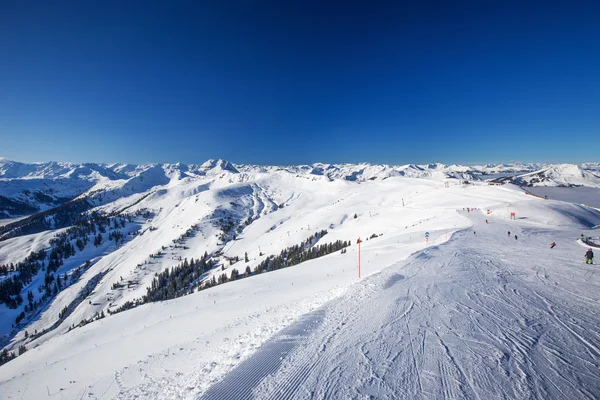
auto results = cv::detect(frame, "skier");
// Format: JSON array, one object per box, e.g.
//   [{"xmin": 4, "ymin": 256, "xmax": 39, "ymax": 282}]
[
  {"xmin": 473, "ymin": 231, "xmax": 476, "ymax": 236},
  {"xmin": 550, "ymin": 242, "xmax": 556, "ymax": 249},
  {"xmin": 507, "ymin": 231, "xmax": 511, "ymax": 237},
  {"xmin": 514, "ymin": 235, "xmax": 518, "ymax": 240},
  {"xmin": 585, "ymin": 248, "xmax": 594, "ymax": 264},
  {"xmin": 485, "ymin": 219, "xmax": 488, "ymax": 224}
]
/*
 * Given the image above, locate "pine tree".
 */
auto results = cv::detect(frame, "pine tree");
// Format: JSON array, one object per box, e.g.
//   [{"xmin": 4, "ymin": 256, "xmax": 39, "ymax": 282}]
[
  {"xmin": 244, "ymin": 252, "xmax": 249, "ymax": 263},
  {"xmin": 76, "ymin": 238, "xmax": 85, "ymax": 251},
  {"xmin": 94, "ymin": 233, "xmax": 103, "ymax": 247},
  {"xmin": 230, "ymin": 269, "xmax": 238, "ymax": 281}
]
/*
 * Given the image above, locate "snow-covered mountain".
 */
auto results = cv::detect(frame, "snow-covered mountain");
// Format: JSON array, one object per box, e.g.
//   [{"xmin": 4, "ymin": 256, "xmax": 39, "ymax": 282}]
[
  {"xmin": 0, "ymin": 158, "xmax": 559, "ymax": 219},
  {"xmin": 0, "ymin": 159, "xmax": 240, "ymax": 218},
  {"xmin": 504, "ymin": 164, "xmax": 600, "ymax": 188},
  {"xmin": 1, "ymin": 155, "xmax": 600, "ymax": 399},
  {"xmin": 471, "ymin": 162, "xmax": 546, "ymax": 174},
  {"xmin": 581, "ymin": 161, "xmax": 600, "ymax": 171}
]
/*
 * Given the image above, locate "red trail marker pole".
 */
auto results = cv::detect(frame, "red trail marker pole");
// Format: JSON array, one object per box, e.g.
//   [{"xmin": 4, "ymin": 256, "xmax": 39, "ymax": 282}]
[{"xmin": 357, "ymin": 237, "xmax": 362, "ymax": 279}]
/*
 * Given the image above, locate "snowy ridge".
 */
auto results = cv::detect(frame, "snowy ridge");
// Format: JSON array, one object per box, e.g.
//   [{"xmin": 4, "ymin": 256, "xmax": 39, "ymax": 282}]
[
  {"xmin": 0, "ymin": 158, "xmax": 566, "ymax": 218},
  {"xmin": 3, "ymin": 157, "xmax": 599, "ymax": 219}
]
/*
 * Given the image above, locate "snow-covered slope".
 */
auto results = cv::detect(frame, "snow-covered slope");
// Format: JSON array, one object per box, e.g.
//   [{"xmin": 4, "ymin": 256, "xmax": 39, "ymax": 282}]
[
  {"xmin": 216, "ymin": 212, "xmax": 600, "ymax": 400},
  {"xmin": 1, "ymin": 160, "xmax": 600, "ymax": 399}
]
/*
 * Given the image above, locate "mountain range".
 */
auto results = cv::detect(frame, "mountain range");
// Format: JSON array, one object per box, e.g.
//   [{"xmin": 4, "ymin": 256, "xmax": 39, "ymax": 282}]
[{"xmin": 2, "ymin": 158, "xmax": 599, "ymax": 219}]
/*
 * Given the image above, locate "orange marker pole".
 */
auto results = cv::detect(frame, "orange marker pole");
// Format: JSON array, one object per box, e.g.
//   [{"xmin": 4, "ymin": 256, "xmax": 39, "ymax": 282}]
[{"xmin": 357, "ymin": 237, "xmax": 362, "ymax": 279}]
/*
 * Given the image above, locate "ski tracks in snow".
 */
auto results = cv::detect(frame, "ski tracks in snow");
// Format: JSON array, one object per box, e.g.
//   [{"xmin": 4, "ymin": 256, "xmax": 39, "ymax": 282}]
[{"xmin": 242, "ymin": 222, "xmax": 600, "ymax": 399}]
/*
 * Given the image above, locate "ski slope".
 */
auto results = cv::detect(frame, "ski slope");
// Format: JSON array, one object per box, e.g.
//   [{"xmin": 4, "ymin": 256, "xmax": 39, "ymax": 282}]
[
  {"xmin": 2, "ymin": 174, "xmax": 477, "ymax": 355},
  {"xmin": 217, "ymin": 213, "xmax": 600, "ymax": 399},
  {"xmin": 1, "ymin": 174, "xmax": 599, "ymax": 399}
]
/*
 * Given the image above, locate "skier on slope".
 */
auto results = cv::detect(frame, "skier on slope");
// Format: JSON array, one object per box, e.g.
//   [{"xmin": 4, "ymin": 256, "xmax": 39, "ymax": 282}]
[
  {"xmin": 508, "ymin": 231, "xmax": 511, "ymax": 237},
  {"xmin": 514, "ymin": 234, "xmax": 518, "ymax": 240},
  {"xmin": 550, "ymin": 242, "xmax": 556, "ymax": 249},
  {"xmin": 585, "ymin": 248, "xmax": 594, "ymax": 264}
]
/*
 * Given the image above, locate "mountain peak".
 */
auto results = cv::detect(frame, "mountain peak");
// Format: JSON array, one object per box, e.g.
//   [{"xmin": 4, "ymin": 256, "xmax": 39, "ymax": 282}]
[{"xmin": 200, "ymin": 159, "xmax": 239, "ymax": 174}]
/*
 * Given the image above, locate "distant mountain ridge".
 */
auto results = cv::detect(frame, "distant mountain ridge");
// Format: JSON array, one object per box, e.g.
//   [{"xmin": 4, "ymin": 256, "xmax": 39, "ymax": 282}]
[
  {"xmin": 0, "ymin": 158, "xmax": 598, "ymax": 218},
  {"xmin": 502, "ymin": 164, "xmax": 600, "ymax": 188}
]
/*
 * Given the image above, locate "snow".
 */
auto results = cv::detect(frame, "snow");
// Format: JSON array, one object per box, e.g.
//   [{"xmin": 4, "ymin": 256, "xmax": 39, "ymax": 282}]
[
  {"xmin": 0, "ymin": 162, "xmax": 599, "ymax": 399},
  {"xmin": 244, "ymin": 214, "xmax": 600, "ymax": 399},
  {"xmin": 0, "ymin": 228, "xmax": 443, "ymax": 399},
  {"xmin": 0, "ymin": 230, "xmax": 60, "ymax": 267},
  {"xmin": 0, "ymin": 178, "xmax": 96, "ymax": 209},
  {"xmin": 0, "ymin": 216, "xmax": 29, "ymax": 228}
]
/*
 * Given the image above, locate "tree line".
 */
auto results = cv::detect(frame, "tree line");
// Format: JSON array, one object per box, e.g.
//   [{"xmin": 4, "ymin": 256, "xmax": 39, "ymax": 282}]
[
  {"xmin": 144, "ymin": 252, "xmax": 214, "ymax": 302},
  {"xmin": 106, "ymin": 230, "xmax": 350, "ymax": 318},
  {"xmin": 253, "ymin": 230, "xmax": 351, "ymax": 274}
]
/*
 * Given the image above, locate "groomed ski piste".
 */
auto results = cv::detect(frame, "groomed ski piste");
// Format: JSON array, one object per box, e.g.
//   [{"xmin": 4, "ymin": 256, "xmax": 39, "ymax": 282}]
[
  {"xmin": 1, "ymin": 174, "xmax": 600, "ymax": 400},
  {"xmin": 205, "ymin": 213, "xmax": 600, "ymax": 400}
]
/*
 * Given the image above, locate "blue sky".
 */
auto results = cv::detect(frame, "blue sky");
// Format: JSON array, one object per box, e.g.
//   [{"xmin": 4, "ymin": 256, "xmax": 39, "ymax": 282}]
[{"xmin": 1, "ymin": 1, "xmax": 599, "ymax": 165}]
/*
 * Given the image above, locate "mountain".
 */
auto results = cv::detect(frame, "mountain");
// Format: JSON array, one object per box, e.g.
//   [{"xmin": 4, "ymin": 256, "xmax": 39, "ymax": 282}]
[
  {"xmin": 581, "ymin": 161, "xmax": 600, "ymax": 171},
  {"xmin": 0, "ymin": 159, "xmax": 238, "ymax": 219},
  {"xmin": 471, "ymin": 162, "xmax": 546, "ymax": 174},
  {"xmin": 505, "ymin": 164, "xmax": 600, "ymax": 188},
  {"xmin": 0, "ymin": 159, "xmax": 551, "ymax": 219}
]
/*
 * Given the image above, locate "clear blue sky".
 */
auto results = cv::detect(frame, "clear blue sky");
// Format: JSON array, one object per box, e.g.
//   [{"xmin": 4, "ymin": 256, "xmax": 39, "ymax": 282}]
[{"xmin": 1, "ymin": 1, "xmax": 599, "ymax": 165}]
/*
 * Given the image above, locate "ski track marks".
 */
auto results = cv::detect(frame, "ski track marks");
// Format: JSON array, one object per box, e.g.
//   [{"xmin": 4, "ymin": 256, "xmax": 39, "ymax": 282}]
[{"xmin": 214, "ymin": 219, "xmax": 600, "ymax": 400}]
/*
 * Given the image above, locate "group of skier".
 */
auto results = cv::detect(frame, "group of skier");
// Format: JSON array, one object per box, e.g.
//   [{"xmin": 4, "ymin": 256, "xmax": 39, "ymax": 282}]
[
  {"xmin": 497, "ymin": 228, "xmax": 594, "ymax": 264},
  {"xmin": 468, "ymin": 209, "xmax": 595, "ymax": 264},
  {"xmin": 533, "ymin": 236, "xmax": 593, "ymax": 264},
  {"xmin": 546, "ymin": 240, "xmax": 594, "ymax": 264}
]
